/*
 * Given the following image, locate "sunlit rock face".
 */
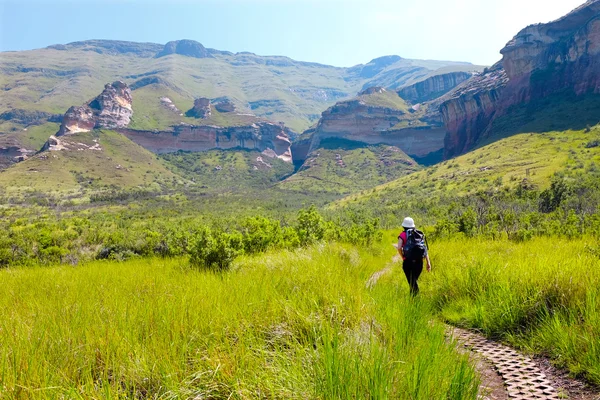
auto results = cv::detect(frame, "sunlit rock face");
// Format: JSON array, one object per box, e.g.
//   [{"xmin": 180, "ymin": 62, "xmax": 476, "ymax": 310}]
[
  {"xmin": 441, "ymin": 0, "xmax": 600, "ymax": 158},
  {"xmin": 398, "ymin": 72, "xmax": 474, "ymax": 104},
  {"xmin": 118, "ymin": 122, "xmax": 293, "ymax": 163},
  {"xmin": 56, "ymin": 81, "xmax": 133, "ymax": 136}
]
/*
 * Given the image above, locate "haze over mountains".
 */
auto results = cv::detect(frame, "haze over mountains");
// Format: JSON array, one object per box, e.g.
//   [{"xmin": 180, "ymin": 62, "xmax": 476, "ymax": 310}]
[{"xmin": 0, "ymin": 0, "xmax": 599, "ymax": 199}]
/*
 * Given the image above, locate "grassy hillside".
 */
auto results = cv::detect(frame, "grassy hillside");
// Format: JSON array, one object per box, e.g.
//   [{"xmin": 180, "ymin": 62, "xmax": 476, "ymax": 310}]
[
  {"xmin": 0, "ymin": 130, "xmax": 178, "ymax": 198},
  {"xmin": 161, "ymin": 149, "xmax": 294, "ymax": 192},
  {"xmin": 336, "ymin": 127, "xmax": 600, "ymax": 208},
  {"xmin": 281, "ymin": 138, "xmax": 420, "ymax": 195},
  {"xmin": 357, "ymin": 89, "xmax": 411, "ymax": 111}
]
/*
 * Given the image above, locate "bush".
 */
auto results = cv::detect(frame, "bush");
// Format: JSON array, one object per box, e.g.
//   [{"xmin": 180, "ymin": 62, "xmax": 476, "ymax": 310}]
[{"xmin": 189, "ymin": 227, "xmax": 243, "ymax": 271}]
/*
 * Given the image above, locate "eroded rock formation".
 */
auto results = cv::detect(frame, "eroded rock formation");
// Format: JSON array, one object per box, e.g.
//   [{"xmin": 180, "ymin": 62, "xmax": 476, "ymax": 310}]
[
  {"xmin": 187, "ymin": 98, "xmax": 212, "ymax": 119},
  {"xmin": 398, "ymin": 72, "xmax": 474, "ymax": 103},
  {"xmin": 441, "ymin": 0, "xmax": 600, "ymax": 158},
  {"xmin": 56, "ymin": 81, "xmax": 133, "ymax": 136},
  {"xmin": 117, "ymin": 122, "xmax": 293, "ymax": 162}
]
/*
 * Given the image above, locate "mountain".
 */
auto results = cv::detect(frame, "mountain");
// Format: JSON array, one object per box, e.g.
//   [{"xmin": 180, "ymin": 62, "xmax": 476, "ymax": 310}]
[
  {"xmin": 0, "ymin": 39, "xmax": 483, "ymax": 164},
  {"xmin": 440, "ymin": 0, "xmax": 600, "ymax": 158}
]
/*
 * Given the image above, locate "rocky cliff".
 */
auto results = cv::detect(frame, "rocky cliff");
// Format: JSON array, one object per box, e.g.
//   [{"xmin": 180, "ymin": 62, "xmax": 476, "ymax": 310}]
[
  {"xmin": 441, "ymin": 0, "xmax": 600, "ymax": 158},
  {"xmin": 294, "ymin": 89, "xmax": 447, "ymax": 165},
  {"xmin": 440, "ymin": 64, "xmax": 508, "ymax": 158},
  {"xmin": 56, "ymin": 81, "xmax": 133, "ymax": 136},
  {"xmin": 117, "ymin": 122, "xmax": 292, "ymax": 162},
  {"xmin": 45, "ymin": 82, "xmax": 293, "ymax": 162},
  {"xmin": 398, "ymin": 72, "xmax": 474, "ymax": 104}
]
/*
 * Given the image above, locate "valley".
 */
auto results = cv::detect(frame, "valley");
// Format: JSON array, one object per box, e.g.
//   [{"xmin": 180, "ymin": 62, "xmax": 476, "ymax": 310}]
[{"xmin": 1, "ymin": 0, "xmax": 600, "ymax": 398}]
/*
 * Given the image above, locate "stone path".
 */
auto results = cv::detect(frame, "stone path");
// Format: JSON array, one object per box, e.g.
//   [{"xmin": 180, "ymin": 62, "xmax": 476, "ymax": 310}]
[{"xmin": 449, "ymin": 327, "xmax": 560, "ymax": 399}]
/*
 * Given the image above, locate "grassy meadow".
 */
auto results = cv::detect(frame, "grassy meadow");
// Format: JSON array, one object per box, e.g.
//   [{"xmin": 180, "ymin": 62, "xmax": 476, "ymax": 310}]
[
  {"xmin": 1, "ymin": 233, "xmax": 599, "ymax": 398},
  {"xmin": 0, "ymin": 243, "xmax": 479, "ymax": 399}
]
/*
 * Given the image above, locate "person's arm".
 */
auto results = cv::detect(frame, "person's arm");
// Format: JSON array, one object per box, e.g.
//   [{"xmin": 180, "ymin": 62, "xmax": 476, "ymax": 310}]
[
  {"xmin": 397, "ymin": 237, "xmax": 404, "ymax": 258},
  {"xmin": 425, "ymin": 254, "xmax": 432, "ymax": 272}
]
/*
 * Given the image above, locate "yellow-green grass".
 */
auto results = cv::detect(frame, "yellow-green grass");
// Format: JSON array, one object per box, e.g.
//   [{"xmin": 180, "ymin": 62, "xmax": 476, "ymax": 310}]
[
  {"xmin": 358, "ymin": 90, "xmax": 410, "ymax": 111},
  {"xmin": 0, "ymin": 243, "xmax": 479, "ymax": 399},
  {"xmin": 334, "ymin": 128, "xmax": 600, "ymax": 208},
  {"xmin": 129, "ymin": 85, "xmax": 261, "ymax": 132},
  {"xmin": 422, "ymin": 236, "xmax": 600, "ymax": 384},
  {"xmin": 0, "ymin": 130, "xmax": 178, "ymax": 198}
]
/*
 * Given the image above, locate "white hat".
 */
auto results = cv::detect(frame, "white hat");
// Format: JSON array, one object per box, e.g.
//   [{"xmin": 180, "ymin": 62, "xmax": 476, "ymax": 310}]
[{"xmin": 402, "ymin": 217, "xmax": 415, "ymax": 228}]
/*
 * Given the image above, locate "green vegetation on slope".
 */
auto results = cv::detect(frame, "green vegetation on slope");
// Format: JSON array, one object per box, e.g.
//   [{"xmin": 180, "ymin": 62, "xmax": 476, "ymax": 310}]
[
  {"xmin": 281, "ymin": 138, "xmax": 420, "ymax": 195},
  {"xmin": 337, "ymin": 128, "xmax": 600, "ymax": 207},
  {"xmin": 357, "ymin": 89, "xmax": 411, "ymax": 111},
  {"xmin": 0, "ymin": 243, "xmax": 479, "ymax": 399},
  {"xmin": 129, "ymin": 84, "xmax": 261, "ymax": 131},
  {"xmin": 483, "ymin": 91, "xmax": 600, "ymax": 145},
  {"xmin": 161, "ymin": 149, "xmax": 294, "ymax": 192},
  {"xmin": 0, "ymin": 130, "xmax": 178, "ymax": 198}
]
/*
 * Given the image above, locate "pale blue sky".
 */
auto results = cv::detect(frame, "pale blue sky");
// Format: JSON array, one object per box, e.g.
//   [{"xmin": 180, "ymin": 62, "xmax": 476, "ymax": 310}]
[{"xmin": 0, "ymin": 0, "xmax": 586, "ymax": 67}]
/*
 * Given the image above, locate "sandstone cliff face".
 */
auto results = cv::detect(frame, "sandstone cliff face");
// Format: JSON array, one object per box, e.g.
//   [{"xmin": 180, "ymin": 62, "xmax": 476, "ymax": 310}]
[
  {"xmin": 441, "ymin": 0, "xmax": 600, "ymax": 158},
  {"xmin": 440, "ymin": 64, "xmax": 508, "ymax": 158},
  {"xmin": 118, "ymin": 122, "xmax": 292, "ymax": 162},
  {"xmin": 500, "ymin": 0, "xmax": 600, "ymax": 101},
  {"xmin": 296, "ymin": 94, "xmax": 447, "ymax": 166},
  {"xmin": 398, "ymin": 72, "xmax": 474, "ymax": 104},
  {"xmin": 56, "ymin": 81, "xmax": 133, "ymax": 136}
]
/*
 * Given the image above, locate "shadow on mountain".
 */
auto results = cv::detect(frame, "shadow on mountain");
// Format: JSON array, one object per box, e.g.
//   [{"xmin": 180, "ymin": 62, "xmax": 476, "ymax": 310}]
[
  {"xmin": 487, "ymin": 91, "xmax": 600, "ymax": 141},
  {"xmin": 318, "ymin": 137, "xmax": 373, "ymax": 151}
]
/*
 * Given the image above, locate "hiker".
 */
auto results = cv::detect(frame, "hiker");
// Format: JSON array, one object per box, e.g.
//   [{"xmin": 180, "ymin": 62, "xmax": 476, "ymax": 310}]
[{"xmin": 397, "ymin": 217, "xmax": 431, "ymax": 296}]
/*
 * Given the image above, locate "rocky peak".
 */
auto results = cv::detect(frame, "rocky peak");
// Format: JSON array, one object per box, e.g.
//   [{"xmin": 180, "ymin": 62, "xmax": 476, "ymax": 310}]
[
  {"xmin": 352, "ymin": 55, "xmax": 403, "ymax": 78},
  {"xmin": 359, "ymin": 87, "xmax": 387, "ymax": 96},
  {"xmin": 187, "ymin": 98, "xmax": 212, "ymax": 119},
  {"xmin": 88, "ymin": 81, "xmax": 133, "ymax": 129},
  {"xmin": 55, "ymin": 81, "xmax": 133, "ymax": 137},
  {"xmin": 155, "ymin": 40, "xmax": 212, "ymax": 59}
]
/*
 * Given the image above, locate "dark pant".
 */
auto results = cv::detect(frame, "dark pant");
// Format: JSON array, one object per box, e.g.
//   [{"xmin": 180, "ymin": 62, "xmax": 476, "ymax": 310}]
[{"xmin": 403, "ymin": 258, "xmax": 423, "ymax": 296}]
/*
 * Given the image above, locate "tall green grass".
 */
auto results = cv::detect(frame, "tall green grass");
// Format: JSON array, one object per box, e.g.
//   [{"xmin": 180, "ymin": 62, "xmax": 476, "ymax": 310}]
[
  {"xmin": 425, "ymin": 237, "xmax": 600, "ymax": 384},
  {"xmin": 0, "ymin": 243, "xmax": 478, "ymax": 399}
]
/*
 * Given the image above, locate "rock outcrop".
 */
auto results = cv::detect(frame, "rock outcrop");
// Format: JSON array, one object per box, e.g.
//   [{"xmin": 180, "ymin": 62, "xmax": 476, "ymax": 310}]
[
  {"xmin": 398, "ymin": 72, "xmax": 474, "ymax": 103},
  {"xmin": 187, "ymin": 98, "xmax": 212, "ymax": 119},
  {"xmin": 88, "ymin": 81, "xmax": 133, "ymax": 129},
  {"xmin": 155, "ymin": 40, "xmax": 212, "ymax": 59},
  {"xmin": 214, "ymin": 98, "xmax": 236, "ymax": 113},
  {"xmin": 117, "ymin": 122, "xmax": 293, "ymax": 162},
  {"xmin": 294, "ymin": 92, "xmax": 447, "ymax": 166},
  {"xmin": 56, "ymin": 81, "xmax": 133, "ymax": 136},
  {"xmin": 441, "ymin": 0, "xmax": 600, "ymax": 158}
]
